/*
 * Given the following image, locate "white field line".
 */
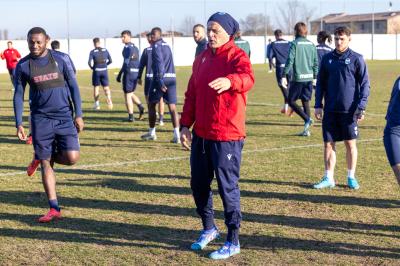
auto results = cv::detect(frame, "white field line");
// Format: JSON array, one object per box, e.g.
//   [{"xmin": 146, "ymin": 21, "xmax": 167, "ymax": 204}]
[{"xmin": 0, "ymin": 138, "xmax": 382, "ymax": 178}]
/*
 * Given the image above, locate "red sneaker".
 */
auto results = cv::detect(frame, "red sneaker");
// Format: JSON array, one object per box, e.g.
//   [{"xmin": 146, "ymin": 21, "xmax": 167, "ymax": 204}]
[
  {"xmin": 27, "ymin": 159, "xmax": 40, "ymax": 177},
  {"xmin": 26, "ymin": 135, "xmax": 33, "ymax": 145},
  {"xmin": 38, "ymin": 208, "xmax": 62, "ymax": 223}
]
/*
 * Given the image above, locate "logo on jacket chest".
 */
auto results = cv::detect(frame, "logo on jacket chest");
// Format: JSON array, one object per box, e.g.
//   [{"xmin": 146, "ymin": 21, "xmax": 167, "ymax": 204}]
[
  {"xmin": 201, "ymin": 57, "xmax": 206, "ymax": 63},
  {"xmin": 33, "ymin": 72, "xmax": 59, "ymax": 83}
]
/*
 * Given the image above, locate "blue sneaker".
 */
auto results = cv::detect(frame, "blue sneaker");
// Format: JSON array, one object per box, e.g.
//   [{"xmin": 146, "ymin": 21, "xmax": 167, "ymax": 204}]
[
  {"xmin": 313, "ymin": 176, "xmax": 335, "ymax": 189},
  {"xmin": 190, "ymin": 227, "xmax": 219, "ymax": 250},
  {"xmin": 304, "ymin": 118, "xmax": 314, "ymax": 132},
  {"xmin": 209, "ymin": 241, "xmax": 240, "ymax": 260},
  {"xmin": 347, "ymin": 176, "xmax": 360, "ymax": 190}
]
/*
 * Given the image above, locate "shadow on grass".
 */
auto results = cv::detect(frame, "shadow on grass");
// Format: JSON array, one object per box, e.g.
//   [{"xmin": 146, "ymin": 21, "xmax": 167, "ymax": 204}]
[
  {"xmin": 0, "ymin": 191, "xmax": 399, "ymax": 239},
  {"xmin": 0, "ymin": 211, "xmax": 399, "ymax": 259}
]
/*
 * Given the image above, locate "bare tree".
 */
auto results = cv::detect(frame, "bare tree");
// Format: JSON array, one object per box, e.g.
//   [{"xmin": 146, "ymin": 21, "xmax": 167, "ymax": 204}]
[
  {"xmin": 239, "ymin": 13, "xmax": 274, "ymax": 35},
  {"xmin": 277, "ymin": 0, "xmax": 315, "ymax": 35},
  {"xmin": 179, "ymin": 16, "xmax": 197, "ymax": 36}
]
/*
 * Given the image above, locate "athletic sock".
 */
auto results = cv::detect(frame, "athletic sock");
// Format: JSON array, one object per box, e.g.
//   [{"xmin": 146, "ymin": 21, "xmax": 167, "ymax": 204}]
[
  {"xmin": 227, "ymin": 228, "xmax": 239, "ymax": 246},
  {"xmin": 138, "ymin": 103, "xmax": 144, "ymax": 110},
  {"xmin": 324, "ymin": 170, "xmax": 334, "ymax": 182},
  {"xmin": 149, "ymin": 127, "xmax": 156, "ymax": 136},
  {"xmin": 347, "ymin": 169, "xmax": 355, "ymax": 178},
  {"xmin": 159, "ymin": 114, "xmax": 164, "ymax": 122},
  {"xmin": 48, "ymin": 199, "xmax": 60, "ymax": 211},
  {"xmin": 173, "ymin": 127, "xmax": 180, "ymax": 138},
  {"xmin": 284, "ymin": 103, "xmax": 288, "ymax": 111},
  {"xmin": 128, "ymin": 113, "xmax": 133, "ymax": 120}
]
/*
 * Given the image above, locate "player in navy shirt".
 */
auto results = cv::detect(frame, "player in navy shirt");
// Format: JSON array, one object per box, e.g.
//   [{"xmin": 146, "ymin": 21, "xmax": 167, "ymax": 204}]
[
  {"xmin": 384, "ymin": 77, "xmax": 400, "ymax": 187},
  {"xmin": 141, "ymin": 27, "xmax": 180, "ymax": 143},
  {"xmin": 314, "ymin": 26, "xmax": 370, "ymax": 190},
  {"xmin": 13, "ymin": 27, "xmax": 83, "ymax": 222},
  {"xmin": 193, "ymin": 24, "xmax": 208, "ymax": 57},
  {"xmin": 116, "ymin": 30, "xmax": 145, "ymax": 122},
  {"xmin": 88, "ymin": 37, "xmax": 113, "ymax": 110},
  {"xmin": 316, "ymin": 31, "xmax": 333, "ymax": 67},
  {"xmin": 269, "ymin": 29, "xmax": 291, "ymax": 114},
  {"xmin": 138, "ymin": 33, "xmax": 165, "ymax": 125},
  {"xmin": 266, "ymin": 38, "xmax": 273, "ymax": 73}
]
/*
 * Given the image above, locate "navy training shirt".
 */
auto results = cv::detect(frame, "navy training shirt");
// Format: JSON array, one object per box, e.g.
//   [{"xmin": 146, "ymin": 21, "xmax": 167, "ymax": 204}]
[
  {"xmin": 138, "ymin": 46, "xmax": 153, "ymax": 80},
  {"xmin": 195, "ymin": 38, "xmax": 208, "ymax": 57},
  {"xmin": 315, "ymin": 48, "xmax": 370, "ymax": 113},
  {"xmin": 88, "ymin": 47, "xmax": 112, "ymax": 69},
  {"xmin": 316, "ymin": 43, "xmax": 333, "ymax": 67},
  {"xmin": 13, "ymin": 50, "xmax": 82, "ymax": 127},
  {"xmin": 151, "ymin": 39, "xmax": 176, "ymax": 88},
  {"xmin": 386, "ymin": 77, "xmax": 400, "ymax": 127},
  {"xmin": 268, "ymin": 39, "xmax": 290, "ymax": 67}
]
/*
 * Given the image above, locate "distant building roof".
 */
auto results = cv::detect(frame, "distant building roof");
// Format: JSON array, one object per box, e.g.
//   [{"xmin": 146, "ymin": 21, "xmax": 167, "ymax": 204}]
[{"xmin": 312, "ymin": 11, "xmax": 400, "ymax": 24}]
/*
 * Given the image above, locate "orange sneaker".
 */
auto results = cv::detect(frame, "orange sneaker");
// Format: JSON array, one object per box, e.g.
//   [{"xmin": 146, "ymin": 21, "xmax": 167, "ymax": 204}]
[
  {"xmin": 27, "ymin": 159, "xmax": 40, "ymax": 176},
  {"xmin": 38, "ymin": 208, "xmax": 62, "ymax": 223}
]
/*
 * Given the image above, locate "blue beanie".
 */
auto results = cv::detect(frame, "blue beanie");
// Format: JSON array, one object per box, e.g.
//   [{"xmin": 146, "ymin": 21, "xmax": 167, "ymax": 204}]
[{"xmin": 207, "ymin": 12, "xmax": 239, "ymax": 36}]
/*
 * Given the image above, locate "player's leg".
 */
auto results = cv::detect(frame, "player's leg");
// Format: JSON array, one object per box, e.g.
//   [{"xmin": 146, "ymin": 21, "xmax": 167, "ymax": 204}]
[
  {"xmin": 131, "ymin": 92, "xmax": 145, "ymax": 120},
  {"xmin": 168, "ymin": 103, "xmax": 180, "ymax": 143},
  {"xmin": 384, "ymin": 126, "xmax": 400, "ymax": 186},
  {"xmin": 158, "ymin": 97, "xmax": 165, "ymax": 126},
  {"xmin": 101, "ymin": 71, "xmax": 113, "ymax": 109},
  {"xmin": 300, "ymin": 82, "xmax": 314, "ymax": 136},
  {"xmin": 141, "ymin": 101, "xmax": 157, "ymax": 140},
  {"xmin": 164, "ymin": 81, "xmax": 179, "ymax": 142},
  {"xmin": 93, "ymin": 86, "xmax": 100, "ymax": 109},
  {"xmin": 124, "ymin": 92, "xmax": 135, "ymax": 122},
  {"xmin": 344, "ymin": 139, "xmax": 359, "ymax": 189}
]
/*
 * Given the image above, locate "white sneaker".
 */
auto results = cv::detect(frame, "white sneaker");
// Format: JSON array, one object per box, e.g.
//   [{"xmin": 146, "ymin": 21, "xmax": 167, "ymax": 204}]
[
  {"xmin": 170, "ymin": 136, "xmax": 181, "ymax": 144},
  {"xmin": 159, "ymin": 120, "xmax": 164, "ymax": 126},
  {"xmin": 141, "ymin": 132, "xmax": 157, "ymax": 141},
  {"xmin": 93, "ymin": 103, "xmax": 100, "ymax": 110}
]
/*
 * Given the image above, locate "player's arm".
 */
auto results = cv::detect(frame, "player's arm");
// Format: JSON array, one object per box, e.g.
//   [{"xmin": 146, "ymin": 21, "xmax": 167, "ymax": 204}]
[
  {"xmin": 88, "ymin": 51, "xmax": 94, "ymax": 69},
  {"xmin": 314, "ymin": 56, "xmax": 327, "ymax": 120},
  {"xmin": 106, "ymin": 51, "xmax": 112, "ymax": 65},
  {"xmin": 153, "ymin": 45, "xmax": 166, "ymax": 88},
  {"xmin": 62, "ymin": 55, "xmax": 84, "ymax": 131},
  {"xmin": 223, "ymin": 50, "xmax": 254, "ymax": 94},
  {"xmin": 13, "ymin": 63, "xmax": 27, "ymax": 140},
  {"xmin": 138, "ymin": 49, "xmax": 147, "ymax": 80},
  {"xmin": 284, "ymin": 42, "xmax": 296, "ymax": 75},
  {"xmin": 356, "ymin": 56, "xmax": 370, "ymax": 112},
  {"xmin": 268, "ymin": 44, "xmax": 276, "ymax": 68}
]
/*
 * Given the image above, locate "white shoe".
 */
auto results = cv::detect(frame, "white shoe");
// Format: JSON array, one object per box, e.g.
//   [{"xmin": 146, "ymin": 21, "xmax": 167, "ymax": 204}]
[
  {"xmin": 141, "ymin": 132, "xmax": 157, "ymax": 141},
  {"xmin": 159, "ymin": 120, "xmax": 164, "ymax": 126},
  {"xmin": 93, "ymin": 103, "xmax": 100, "ymax": 110},
  {"xmin": 170, "ymin": 136, "xmax": 181, "ymax": 144}
]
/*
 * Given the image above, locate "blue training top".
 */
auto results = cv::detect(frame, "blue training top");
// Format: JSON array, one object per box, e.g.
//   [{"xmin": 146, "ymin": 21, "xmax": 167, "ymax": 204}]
[
  {"xmin": 315, "ymin": 48, "xmax": 370, "ymax": 113},
  {"xmin": 386, "ymin": 77, "xmax": 400, "ymax": 127},
  {"xmin": 13, "ymin": 49, "xmax": 82, "ymax": 127},
  {"xmin": 316, "ymin": 43, "xmax": 333, "ymax": 67},
  {"xmin": 88, "ymin": 47, "xmax": 112, "ymax": 70},
  {"xmin": 268, "ymin": 39, "xmax": 290, "ymax": 67},
  {"xmin": 151, "ymin": 39, "xmax": 176, "ymax": 88},
  {"xmin": 138, "ymin": 46, "xmax": 153, "ymax": 80}
]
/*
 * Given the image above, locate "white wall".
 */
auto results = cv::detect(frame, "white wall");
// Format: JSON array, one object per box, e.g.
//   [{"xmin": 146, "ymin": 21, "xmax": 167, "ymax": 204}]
[{"xmin": 1, "ymin": 34, "xmax": 400, "ymax": 73}]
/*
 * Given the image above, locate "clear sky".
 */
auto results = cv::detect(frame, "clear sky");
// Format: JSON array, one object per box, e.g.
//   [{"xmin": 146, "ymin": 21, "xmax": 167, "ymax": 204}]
[{"xmin": 0, "ymin": 0, "xmax": 397, "ymax": 39}]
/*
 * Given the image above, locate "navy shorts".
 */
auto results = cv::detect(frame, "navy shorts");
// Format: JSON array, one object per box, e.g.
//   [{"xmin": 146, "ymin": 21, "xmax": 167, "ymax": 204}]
[
  {"xmin": 31, "ymin": 117, "xmax": 80, "ymax": 160},
  {"xmin": 122, "ymin": 73, "xmax": 138, "ymax": 93},
  {"xmin": 288, "ymin": 81, "xmax": 313, "ymax": 101},
  {"xmin": 322, "ymin": 112, "xmax": 358, "ymax": 142},
  {"xmin": 144, "ymin": 77, "xmax": 151, "ymax": 96},
  {"xmin": 148, "ymin": 79, "xmax": 177, "ymax": 104},
  {"xmin": 384, "ymin": 125, "xmax": 400, "ymax": 166},
  {"xmin": 92, "ymin": 70, "xmax": 109, "ymax": 87}
]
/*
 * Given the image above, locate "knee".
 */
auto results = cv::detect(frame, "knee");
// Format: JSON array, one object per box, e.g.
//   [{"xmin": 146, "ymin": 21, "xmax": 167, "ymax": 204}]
[
  {"xmin": 324, "ymin": 142, "xmax": 335, "ymax": 151},
  {"xmin": 65, "ymin": 152, "xmax": 80, "ymax": 165}
]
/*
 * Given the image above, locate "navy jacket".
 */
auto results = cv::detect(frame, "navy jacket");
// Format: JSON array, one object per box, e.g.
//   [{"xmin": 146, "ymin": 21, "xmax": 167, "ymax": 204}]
[
  {"xmin": 315, "ymin": 48, "xmax": 370, "ymax": 113},
  {"xmin": 138, "ymin": 46, "xmax": 152, "ymax": 80},
  {"xmin": 88, "ymin": 47, "xmax": 112, "ymax": 70},
  {"xmin": 151, "ymin": 39, "xmax": 176, "ymax": 88},
  {"xmin": 386, "ymin": 77, "xmax": 400, "ymax": 127},
  {"xmin": 268, "ymin": 39, "xmax": 290, "ymax": 67},
  {"xmin": 13, "ymin": 50, "xmax": 82, "ymax": 127},
  {"xmin": 316, "ymin": 43, "xmax": 333, "ymax": 67},
  {"xmin": 195, "ymin": 38, "xmax": 208, "ymax": 57}
]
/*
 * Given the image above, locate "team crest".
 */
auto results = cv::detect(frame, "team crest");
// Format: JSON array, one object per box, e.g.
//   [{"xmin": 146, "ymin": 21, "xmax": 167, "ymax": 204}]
[
  {"xmin": 227, "ymin": 154, "xmax": 232, "ymax": 160},
  {"xmin": 329, "ymin": 59, "xmax": 332, "ymax": 64},
  {"xmin": 345, "ymin": 58, "xmax": 351, "ymax": 64},
  {"xmin": 202, "ymin": 57, "xmax": 206, "ymax": 63}
]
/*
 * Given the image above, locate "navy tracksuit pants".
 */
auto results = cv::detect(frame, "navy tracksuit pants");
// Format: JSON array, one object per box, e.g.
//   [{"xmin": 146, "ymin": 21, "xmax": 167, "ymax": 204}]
[{"xmin": 190, "ymin": 132, "xmax": 243, "ymax": 233}]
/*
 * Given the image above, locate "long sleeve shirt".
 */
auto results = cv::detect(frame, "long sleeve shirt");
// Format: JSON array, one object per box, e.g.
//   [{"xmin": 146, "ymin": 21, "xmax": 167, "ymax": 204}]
[
  {"xmin": 151, "ymin": 39, "xmax": 176, "ymax": 88},
  {"xmin": 13, "ymin": 50, "xmax": 82, "ymax": 127},
  {"xmin": 1, "ymin": 48, "xmax": 21, "ymax": 70},
  {"xmin": 88, "ymin": 47, "xmax": 112, "ymax": 70},
  {"xmin": 315, "ymin": 48, "xmax": 370, "ymax": 113},
  {"xmin": 268, "ymin": 39, "xmax": 290, "ymax": 67}
]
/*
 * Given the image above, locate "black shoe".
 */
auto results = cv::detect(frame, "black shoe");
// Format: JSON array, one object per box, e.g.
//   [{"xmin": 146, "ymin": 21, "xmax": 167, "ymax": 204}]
[{"xmin": 138, "ymin": 106, "xmax": 145, "ymax": 120}]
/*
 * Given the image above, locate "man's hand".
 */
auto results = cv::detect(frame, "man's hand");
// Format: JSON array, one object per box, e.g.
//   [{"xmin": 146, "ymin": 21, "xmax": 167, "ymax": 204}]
[
  {"xmin": 74, "ymin": 117, "xmax": 84, "ymax": 133},
  {"xmin": 116, "ymin": 74, "xmax": 121, "ymax": 83},
  {"xmin": 180, "ymin": 127, "xmax": 192, "ymax": 151},
  {"xmin": 209, "ymin": 77, "xmax": 231, "ymax": 94},
  {"xmin": 161, "ymin": 85, "xmax": 168, "ymax": 93},
  {"xmin": 17, "ymin": 125, "xmax": 27, "ymax": 141},
  {"xmin": 315, "ymin": 108, "xmax": 323, "ymax": 120},
  {"xmin": 137, "ymin": 79, "xmax": 142, "ymax": 86},
  {"xmin": 281, "ymin": 77, "xmax": 288, "ymax": 89},
  {"xmin": 354, "ymin": 109, "xmax": 365, "ymax": 122}
]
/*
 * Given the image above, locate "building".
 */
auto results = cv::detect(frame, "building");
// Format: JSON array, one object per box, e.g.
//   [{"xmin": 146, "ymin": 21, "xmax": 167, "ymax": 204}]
[{"xmin": 311, "ymin": 11, "xmax": 400, "ymax": 34}]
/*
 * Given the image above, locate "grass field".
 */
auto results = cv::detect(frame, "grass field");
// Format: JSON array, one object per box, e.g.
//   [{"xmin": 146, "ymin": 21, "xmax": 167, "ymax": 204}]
[{"xmin": 0, "ymin": 62, "xmax": 399, "ymax": 265}]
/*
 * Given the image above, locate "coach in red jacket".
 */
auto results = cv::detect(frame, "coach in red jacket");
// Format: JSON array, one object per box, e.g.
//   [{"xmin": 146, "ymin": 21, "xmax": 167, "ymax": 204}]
[
  {"xmin": 1, "ymin": 41, "xmax": 21, "ymax": 88},
  {"xmin": 180, "ymin": 12, "xmax": 254, "ymax": 260}
]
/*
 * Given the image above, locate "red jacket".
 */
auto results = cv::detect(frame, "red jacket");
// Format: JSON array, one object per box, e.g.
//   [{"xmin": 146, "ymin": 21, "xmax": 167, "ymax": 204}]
[
  {"xmin": 180, "ymin": 39, "xmax": 254, "ymax": 141},
  {"xmin": 1, "ymin": 48, "xmax": 21, "ymax": 70}
]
